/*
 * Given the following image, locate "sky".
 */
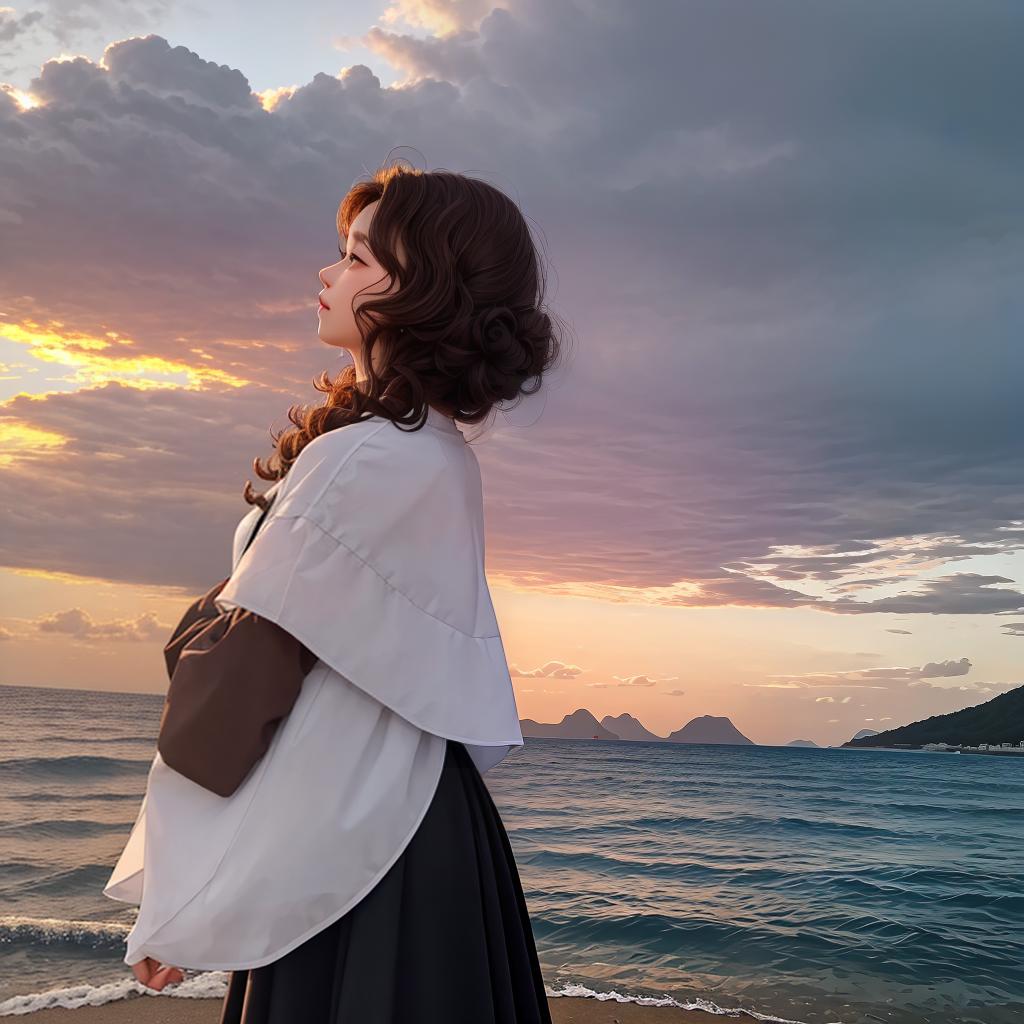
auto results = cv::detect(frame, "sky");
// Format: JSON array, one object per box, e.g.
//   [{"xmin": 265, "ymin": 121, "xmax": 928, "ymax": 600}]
[{"xmin": 1, "ymin": 0, "xmax": 1022, "ymax": 748}]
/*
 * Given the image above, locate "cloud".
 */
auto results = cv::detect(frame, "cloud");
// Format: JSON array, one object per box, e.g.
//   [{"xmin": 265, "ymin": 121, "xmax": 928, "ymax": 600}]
[
  {"xmin": 0, "ymin": 5, "xmax": 1021, "ymax": 611},
  {"xmin": 32, "ymin": 606, "xmax": 167, "ymax": 641},
  {"xmin": 918, "ymin": 658, "xmax": 971, "ymax": 678},
  {"xmin": 748, "ymin": 656, "xmax": 1020, "ymax": 737},
  {"xmin": 755, "ymin": 657, "xmax": 980, "ymax": 691},
  {"xmin": 826, "ymin": 575, "xmax": 1024, "ymax": 616},
  {"xmin": 0, "ymin": 380, "xmax": 302, "ymax": 588},
  {"xmin": 378, "ymin": 0, "xmax": 495, "ymax": 37},
  {"xmin": 611, "ymin": 673, "xmax": 672, "ymax": 687},
  {"xmin": 616, "ymin": 676, "xmax": 656, "ymax": 687},
  {"xmin": 0, "ymin": 6, "xmax": 44, "ymax": 48},
  {"xmin": 510, "ymin": 659, "xmax": 583, "ymax": 679}
]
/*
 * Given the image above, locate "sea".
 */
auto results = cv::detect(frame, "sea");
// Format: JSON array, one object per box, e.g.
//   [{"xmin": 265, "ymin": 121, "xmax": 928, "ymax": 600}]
[{"xmin": 0, "ymin": 681, "xmax": 1022, "ymax": 1023}]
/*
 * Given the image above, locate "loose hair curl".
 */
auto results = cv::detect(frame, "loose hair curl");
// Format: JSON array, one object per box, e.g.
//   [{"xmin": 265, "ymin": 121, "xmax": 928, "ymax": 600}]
[{"xmin": 242, "ymin": 160, "xmax": 568, "ymax": 509}]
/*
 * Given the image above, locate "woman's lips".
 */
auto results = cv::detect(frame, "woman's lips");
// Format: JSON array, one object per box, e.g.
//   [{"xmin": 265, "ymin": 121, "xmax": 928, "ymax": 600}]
[{"xmin": 319, "ymin": 299, "xmax": 329, "ymax": 309}]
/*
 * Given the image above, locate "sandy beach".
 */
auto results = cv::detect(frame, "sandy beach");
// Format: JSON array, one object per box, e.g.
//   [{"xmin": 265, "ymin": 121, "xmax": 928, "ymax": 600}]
[{"xmin": 18, "ymin": 993, "xmax": 733, "ymax": 1023}]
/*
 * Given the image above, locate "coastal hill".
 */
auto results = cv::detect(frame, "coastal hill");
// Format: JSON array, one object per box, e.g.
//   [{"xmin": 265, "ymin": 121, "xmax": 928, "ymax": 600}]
[
  {"xmin": 520, "ymin": 709, "xmax": 754, "ymax": 743},
  {"xmin": 843, "ymin": 684, "xmax": 1024, "ymax": 748},
  {"xmin": 786, "ymin": 739, "xmax": 820, "ymax": 747},
  {"xmin": 519, "ymin": 708, "xmax": 620, "ymax": 740},
  {"xmin": 600, "ymin": 713, "xmax": 663, "ymax": 741},
  {"xmin": 851, "ymin": 729, "xmax": 879, "ymax": 740},
  {"xmin": 666, "ymin": 715, "xmax": 754, "ymax": 745}
]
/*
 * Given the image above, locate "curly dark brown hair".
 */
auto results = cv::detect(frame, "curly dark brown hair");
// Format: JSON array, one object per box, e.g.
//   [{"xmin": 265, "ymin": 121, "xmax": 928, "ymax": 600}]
[{"xmin": 242, "ymin": 159, "xmax": 569, "ymax": 509}]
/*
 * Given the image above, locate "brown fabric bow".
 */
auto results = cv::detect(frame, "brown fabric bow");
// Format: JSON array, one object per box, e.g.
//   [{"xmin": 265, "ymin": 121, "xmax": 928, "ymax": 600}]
[
  {"xmin": 158, "ymin": 604, "xmax": 318, "ymax": 798},
  {"xmin": 158, "ymin": 501, "xmax": 318, "ymax": 798},
  {"xmin": 162, "ymin": 577, "xmax": 231, "ymax": 681}
]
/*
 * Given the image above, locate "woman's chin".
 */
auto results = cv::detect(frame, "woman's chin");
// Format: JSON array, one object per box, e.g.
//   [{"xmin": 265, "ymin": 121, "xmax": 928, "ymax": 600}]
[
  {"xmin": 317, "ymin": 330, "xmax": 353, "ymax": 353},
  {"xmin": 316, "ymin": 321, "xmax": 338, "ymax": 344}
]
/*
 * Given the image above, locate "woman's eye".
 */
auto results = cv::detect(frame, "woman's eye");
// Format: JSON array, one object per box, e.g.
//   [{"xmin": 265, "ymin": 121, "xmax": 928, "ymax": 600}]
[{"xmin": 338, "ymin": 245, "xmax": 361, "ymax": 264}]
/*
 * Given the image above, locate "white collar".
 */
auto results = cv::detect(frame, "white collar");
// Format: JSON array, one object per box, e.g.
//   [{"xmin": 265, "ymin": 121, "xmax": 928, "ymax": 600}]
[{"xmin": 423, "ymin": 404, "xmax": 462, "ymax": 435}]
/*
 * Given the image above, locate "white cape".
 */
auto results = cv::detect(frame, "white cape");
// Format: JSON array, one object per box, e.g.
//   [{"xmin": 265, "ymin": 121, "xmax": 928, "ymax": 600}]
[{"xmin": 103, "ymin": 408, "xmax": 525, "ymax": 969}]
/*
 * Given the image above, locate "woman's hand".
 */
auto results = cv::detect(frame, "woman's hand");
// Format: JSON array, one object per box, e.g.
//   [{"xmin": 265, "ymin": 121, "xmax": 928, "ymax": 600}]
[{"xmin": 131, "ymin": 956, "xmax": 184, "ymax": 991}]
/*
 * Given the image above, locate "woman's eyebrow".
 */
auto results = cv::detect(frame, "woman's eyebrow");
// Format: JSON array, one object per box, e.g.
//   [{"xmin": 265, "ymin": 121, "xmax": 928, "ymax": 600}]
[{"xmin": 343, "ymin": 229, "xmax": 373, "ymax": 254}]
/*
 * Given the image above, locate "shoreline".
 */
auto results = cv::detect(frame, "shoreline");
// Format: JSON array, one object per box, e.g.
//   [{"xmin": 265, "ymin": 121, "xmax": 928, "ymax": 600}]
[{"xmin": 8, "ymin": 994, "xmax": 750, "ymax": 1023}]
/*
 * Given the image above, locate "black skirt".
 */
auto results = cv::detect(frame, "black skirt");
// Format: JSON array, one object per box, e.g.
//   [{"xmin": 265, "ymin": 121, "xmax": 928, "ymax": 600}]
[{"xmin": 217, "ymin": 739, "xmax": 553, "ymax": 1024}]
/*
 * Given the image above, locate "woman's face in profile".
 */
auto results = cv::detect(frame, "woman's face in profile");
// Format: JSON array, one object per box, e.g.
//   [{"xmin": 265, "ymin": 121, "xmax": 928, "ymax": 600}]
[{"xmin": 317, "ymin": 199, "xmax": 405, "ymax": 357}]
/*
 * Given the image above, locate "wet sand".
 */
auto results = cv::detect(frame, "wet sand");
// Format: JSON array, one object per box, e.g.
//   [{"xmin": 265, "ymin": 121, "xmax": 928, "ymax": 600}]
[{"xmin": 19, "ymin": 992, "xmax": 738, "ymax": 1022}]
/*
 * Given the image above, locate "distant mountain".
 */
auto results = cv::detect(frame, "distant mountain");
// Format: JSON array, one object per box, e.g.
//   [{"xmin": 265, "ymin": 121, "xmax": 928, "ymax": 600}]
[
  {"xmin": 666, "ymin": 715, "xmax": 754, "ymax": 745},
  {"xmin": 786, "ymin": 739, "xmax": 819, "ymax": 747},
  {"xmin": 519, "ymin": 708, "xmax": 620, "ymax": 739},
  {"xmin": 844, "ymin": 685, "xmax": 1024, "ymax": 748},
  {"xmin": 851, "ymin": 729, "xmax": 879, "ymax": 740},
  {"xmin": 518, "ymin": 709, "xmax": 756, "ymax": 744},
  {"xmin": 600, "ymin": 713, "xmax": 663, "ymax": 741}
]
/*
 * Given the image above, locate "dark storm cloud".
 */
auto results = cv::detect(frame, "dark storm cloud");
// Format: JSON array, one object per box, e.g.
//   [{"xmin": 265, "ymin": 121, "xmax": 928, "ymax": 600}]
[
  {"xmin": 0, "ymin": 380, "xmax": 299, "ymax": 589},
  {"xmin": 827, "ymin": 574, "xmax": 1024, "ymax": 616},
  {"xmin": 0, "ymin": 7, "xmax": 44, "ymax": 47},
  {"xmin": 1, "ymin": 4, "xmax": 1021, "ymax": 608},
  {"xmin": 30, "ymin": 0, "xmax": 176, "ymax": 48}
]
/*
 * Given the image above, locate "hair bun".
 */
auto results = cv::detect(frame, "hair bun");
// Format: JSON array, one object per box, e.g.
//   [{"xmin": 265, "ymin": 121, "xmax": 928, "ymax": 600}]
[{"xmin": 471, "ymin": 306, "xmax": 528, "ymax": 372}]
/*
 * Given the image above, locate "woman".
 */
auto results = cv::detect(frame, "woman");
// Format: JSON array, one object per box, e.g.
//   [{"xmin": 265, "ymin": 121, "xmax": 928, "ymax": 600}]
[{"xmin": 104, "ymin": 161, "xmax": 565, "ymax": 1023}]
